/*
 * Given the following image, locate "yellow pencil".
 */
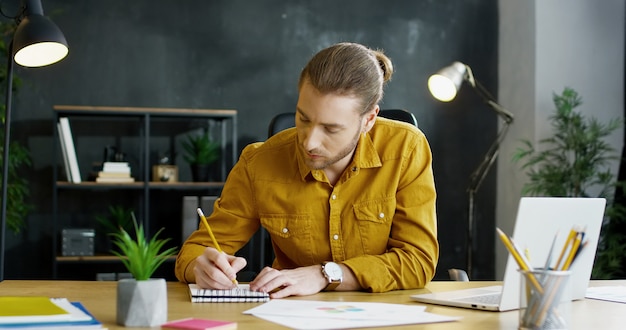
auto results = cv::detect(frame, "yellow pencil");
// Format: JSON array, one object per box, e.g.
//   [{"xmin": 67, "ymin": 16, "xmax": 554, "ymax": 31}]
[
  {"xmin": 196, "ymin": 208, "xmax": 238, "ymax": 284},
  {"xmin": 554, "ymin": 228, "xmax": 577, "ymax": 270},
  {"xmin": 561, "ymin": 232, "xmax": 583, "ymax": 271},
  {"xmin": 496, "ymin": 228, "xmax": 543, "ymax": 293},
  {"xmin": 197, "ymin": 208, "xmax": 221, "ymax": 252}
]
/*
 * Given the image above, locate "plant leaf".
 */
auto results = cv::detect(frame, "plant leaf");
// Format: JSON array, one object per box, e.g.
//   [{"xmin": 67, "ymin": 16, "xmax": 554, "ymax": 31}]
[{"xmin": 108, "ymin": 212, "xmax": 178, "ymax": 280}]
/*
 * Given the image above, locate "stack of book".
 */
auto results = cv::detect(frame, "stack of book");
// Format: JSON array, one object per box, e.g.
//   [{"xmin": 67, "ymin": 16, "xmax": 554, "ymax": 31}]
[
  {"xmin": 0, "ymin": 296, "xmax": 103, "ymax": 329},
  {"xmin": 92, "ymin": 161, "xmax": 134, "ymax": 183}
]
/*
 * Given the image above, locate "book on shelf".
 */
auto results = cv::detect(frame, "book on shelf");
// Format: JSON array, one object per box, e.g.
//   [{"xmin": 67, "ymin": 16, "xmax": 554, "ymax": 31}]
[
  {"xmin": 89, "ymin": 161, "xmax": 134, "ymax": 182},
  {"xmin": 96, "ymin": 171, "xmax": 131, "ymax": 178},
  {"xmin": 91, "ymin": 161, "xmax": 130, "ymax": 170},
  {"xmin": 181, "ymin": 196, "xmax": 199, "ymax": 242},
  {"xmin": 162, "ymin": 317, "xmax": 236, "ymax": 330},
  {"xmin": 102, "ymin": 161, "xmax": 129, "ymax": 168},
  {"xmin": 188, "ymin": 284, "xmax": 269, "ymax": 303},
  {"xmin": 0, "ymin": 297, "xmax": 102, "ymax": 329},
  {"xmin": 56, "ymin": 122, "xmax": 72, "ymax": 182},
  {"xmin": 58, "ymin": 117, "xmax": 81, "ymax": 183},
  {"xmin": 98, "ymin": 161, "xmax": 131, "ymax": 174},
  {"xmin": 201, "ymin": 196, "xmax": 218, "ymax": 215},
  {"xmin": 88, "ymin": 171, "xmax": 132, "ymax": 179},
  {"xmin": 181, "ymin": 196, "xmax": 218, "ymax": 242},
  {"xmin": 95, "ymin": 176, "xmax": 135, "ymax": 183}
]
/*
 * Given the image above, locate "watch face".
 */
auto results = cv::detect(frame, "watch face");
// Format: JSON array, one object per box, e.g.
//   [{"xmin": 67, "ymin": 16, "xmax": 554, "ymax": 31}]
[{"xmin": 324, "ymin": 262, "xmax": 343, "ymax": 280}]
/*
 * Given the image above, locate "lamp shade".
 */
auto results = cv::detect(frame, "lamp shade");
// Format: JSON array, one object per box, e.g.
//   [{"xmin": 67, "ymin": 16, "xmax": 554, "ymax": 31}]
[
  {"xmin": 428, "ymin": 61, "xmax": 467, "ymax": 102},
  {"xmin": 12, "ymin": 14, "xmax": 68, "ymax": 67}
]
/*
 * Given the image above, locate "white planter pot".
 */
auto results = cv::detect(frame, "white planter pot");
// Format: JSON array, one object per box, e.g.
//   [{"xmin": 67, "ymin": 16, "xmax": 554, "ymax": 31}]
[{"xmin": 116, "ymin": 278, "xmax": 167, "ymax": 327}]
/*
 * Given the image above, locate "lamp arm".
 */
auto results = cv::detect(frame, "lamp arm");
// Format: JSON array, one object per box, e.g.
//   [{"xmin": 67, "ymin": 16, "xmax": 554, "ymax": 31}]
[
  {"xmin": 460, "ymin": 62, "xmax": 514, "ymax": 278},
  {"xmin": 463, "ymin": 64, "xmax": 514, "ymax": 124},
  {"xmin": 465, "ymin": 118, "xmax": 510, "ymax": 278},
  {"xmin": 477, "ymin": 84, "xmax": 514, "ymax": 124},
  {"xmin": 0, "ymin": 41, "xmax": 14, "ymax": 282},
  {"xmin": 467, "ymin": 120, "xmax": 511, "ymax": 194}
]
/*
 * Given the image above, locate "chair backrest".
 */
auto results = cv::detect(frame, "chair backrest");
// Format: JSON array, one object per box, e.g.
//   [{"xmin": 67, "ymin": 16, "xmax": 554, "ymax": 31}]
[
  {"xmin": 267, "ymin": 112, "xmax": 296, "ymax": 138},
  {"xmin": 267, "ymin": 109, "xmax": 417, "ymax": 138},
  {"xmin": 379, "ymin": 109, "xmax": 418, "ymax": 128}
]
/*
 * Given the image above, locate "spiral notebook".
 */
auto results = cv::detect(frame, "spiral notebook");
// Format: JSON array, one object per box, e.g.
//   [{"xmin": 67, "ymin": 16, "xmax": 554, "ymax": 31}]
[{"xmin": 188, "ymin": 284, "xmax": 270, "ymax": 303}]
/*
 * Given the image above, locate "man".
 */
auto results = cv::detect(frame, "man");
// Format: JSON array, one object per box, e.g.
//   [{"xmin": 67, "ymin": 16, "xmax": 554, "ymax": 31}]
[{"xmin": 175, "ymin": 42, "xmax": 438, "ymax": 298}]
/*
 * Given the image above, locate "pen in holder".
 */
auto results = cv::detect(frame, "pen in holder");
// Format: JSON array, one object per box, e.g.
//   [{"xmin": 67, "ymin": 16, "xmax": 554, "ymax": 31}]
[{"xmin": 519, "ymin": 269, "xmax": 571, "ymax": 330}]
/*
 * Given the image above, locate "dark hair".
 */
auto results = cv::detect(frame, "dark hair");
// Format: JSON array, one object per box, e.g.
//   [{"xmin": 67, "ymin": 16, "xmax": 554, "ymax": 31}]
[{"xmin": 298, "ymin": 42, "xmax": 393, "ymax": 115}]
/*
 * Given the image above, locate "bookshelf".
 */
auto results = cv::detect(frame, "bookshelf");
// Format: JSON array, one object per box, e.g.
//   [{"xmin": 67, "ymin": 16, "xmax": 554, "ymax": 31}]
[{"xmin": 51, "ymin": 105, "xmax": 237, "ymax": 279}]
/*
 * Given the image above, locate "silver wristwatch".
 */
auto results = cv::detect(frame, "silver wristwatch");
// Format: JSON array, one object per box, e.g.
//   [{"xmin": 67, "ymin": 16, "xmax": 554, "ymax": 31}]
[{"xmin": 321, "ymin": 261, "xmax": 343, "ymax": 291}]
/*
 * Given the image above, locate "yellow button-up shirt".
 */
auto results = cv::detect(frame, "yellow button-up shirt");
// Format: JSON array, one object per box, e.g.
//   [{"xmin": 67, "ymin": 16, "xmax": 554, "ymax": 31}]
[{"xmin": 175, "ymin": 117, "xmax": 438, "ymax": 292}]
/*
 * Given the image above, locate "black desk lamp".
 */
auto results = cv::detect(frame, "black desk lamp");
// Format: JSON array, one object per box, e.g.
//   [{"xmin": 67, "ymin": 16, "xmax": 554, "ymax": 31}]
[
  {"xmin": 428, "ymin": 61, "xmax": 514, "ymax": 279},
  {"xmin": 0, "ymin": 0, "xmax": 68, "ymax": 281}
]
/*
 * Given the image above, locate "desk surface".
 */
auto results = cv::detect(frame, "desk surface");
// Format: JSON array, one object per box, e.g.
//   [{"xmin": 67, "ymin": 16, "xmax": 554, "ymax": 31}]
[{"xmin": 0, "ymin": 280, "xmax": 624, "ymax": 329}]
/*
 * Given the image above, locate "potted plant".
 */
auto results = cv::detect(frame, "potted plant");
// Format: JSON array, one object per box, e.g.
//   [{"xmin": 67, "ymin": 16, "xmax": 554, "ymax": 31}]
[
  {"xmin": 512, "ymin": 86, "xmax": 626, "ymax": 279},
  {"xmin": 109, "ymin": 213, "xmax": 178, "ymax": 327},
  {"xmin": 181, "ymin": 130, "xmax": 220, "ymax": 182}
]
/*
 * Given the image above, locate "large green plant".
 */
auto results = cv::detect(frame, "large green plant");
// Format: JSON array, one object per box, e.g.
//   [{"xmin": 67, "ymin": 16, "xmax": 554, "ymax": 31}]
[
  {"xmin": 512, "ymin": 87, "xmax": 626, "ymax": 279},
  {"xmin": 109, "ymin": 213, "xmax": 178, "ymax": 281},
  {"xmin": 0, "ymin": 20, "xmax": 32, "ymax": 234}
]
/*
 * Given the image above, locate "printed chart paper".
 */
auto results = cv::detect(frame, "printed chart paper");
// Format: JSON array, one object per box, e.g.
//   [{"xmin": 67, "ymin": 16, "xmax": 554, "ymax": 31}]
[{"xmin": 243, "ymin": 300, "xmax": 460, "ymax": 329}]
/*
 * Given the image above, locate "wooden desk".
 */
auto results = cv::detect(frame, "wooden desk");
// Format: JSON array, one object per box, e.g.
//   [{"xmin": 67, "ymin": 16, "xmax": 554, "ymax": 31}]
[{"xmin": 0, "ymin": 280, "xmax": 623, "ymax": 329}]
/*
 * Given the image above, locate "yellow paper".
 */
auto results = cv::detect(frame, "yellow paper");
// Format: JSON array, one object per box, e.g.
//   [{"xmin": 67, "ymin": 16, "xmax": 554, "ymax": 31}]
[{"xmin": 0, "ymin": 296, "xmax": 68, "ymax": 317}]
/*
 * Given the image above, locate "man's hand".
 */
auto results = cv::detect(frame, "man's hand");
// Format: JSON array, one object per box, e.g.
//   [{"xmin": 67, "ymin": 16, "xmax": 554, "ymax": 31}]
[
  {"xmin": 193, "ymin": 247, "xmax": 247, "ymax": 289},
  {"xmin": 249, "ymin": 265, "xmax": 328, "ymax": 298}
]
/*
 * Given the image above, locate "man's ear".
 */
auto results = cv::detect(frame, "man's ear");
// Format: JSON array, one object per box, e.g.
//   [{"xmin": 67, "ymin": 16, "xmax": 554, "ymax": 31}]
[{"xmin": 362, "ymin": 106, "xmax": 379, "ymax": 133}]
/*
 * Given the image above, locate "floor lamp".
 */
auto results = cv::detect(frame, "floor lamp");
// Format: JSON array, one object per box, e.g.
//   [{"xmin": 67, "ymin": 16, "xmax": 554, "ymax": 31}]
[
  {"xmin": 428, "ymin": 61, "xmax": 514, "ymax": 279},
  {"xmin": 0, "ymin": 0, "xmax": 68, "ymax": 281}
]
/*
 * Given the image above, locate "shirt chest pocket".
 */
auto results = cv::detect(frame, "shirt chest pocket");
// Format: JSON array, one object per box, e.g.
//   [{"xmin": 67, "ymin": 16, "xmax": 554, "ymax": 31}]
[
  {"xmin": 260, "ymin": 214, "xmax": 314, "ymax": 265},
  {"xmin": 261, "ymin": 214, "xmax": 311, "ymax": 238},
  {"xmin": 352, "ymin": 197, "xmax": 395, "ymax": 254}
]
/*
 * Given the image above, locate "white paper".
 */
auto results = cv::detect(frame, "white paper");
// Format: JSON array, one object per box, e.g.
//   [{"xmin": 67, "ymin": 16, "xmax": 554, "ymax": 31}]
[
  {"xmin": 243, "ymin": 300, "xmax": 460, "ymax": 329},
  {"xmin": 586, "ymin": 286, "xmax": 626, "ymax": 304},
  {"xmin": 50, "ymin": 298, "xmax": 94, "ymax": 322}
]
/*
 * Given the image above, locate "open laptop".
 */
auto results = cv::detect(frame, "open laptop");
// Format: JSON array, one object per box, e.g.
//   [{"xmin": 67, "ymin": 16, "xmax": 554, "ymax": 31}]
[{"xmin": 411, "ymin": 197, "xmax": 606, "ymax": 311}]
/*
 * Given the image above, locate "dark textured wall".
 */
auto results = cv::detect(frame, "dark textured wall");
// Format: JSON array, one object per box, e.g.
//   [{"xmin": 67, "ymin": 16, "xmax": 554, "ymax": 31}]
[{"xmin": 4, "ymin": 0, "xmax": 498, "ymax": 280}]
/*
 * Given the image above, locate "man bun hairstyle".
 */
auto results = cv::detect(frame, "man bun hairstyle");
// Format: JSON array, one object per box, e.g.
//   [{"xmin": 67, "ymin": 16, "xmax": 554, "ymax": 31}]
[{"xmin": 299, "ymin": 42, "xmax": 393, "ymax": 114}]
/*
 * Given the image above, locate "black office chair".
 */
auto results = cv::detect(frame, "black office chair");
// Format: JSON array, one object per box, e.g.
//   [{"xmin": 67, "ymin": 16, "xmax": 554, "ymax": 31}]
[
  {"xmin": 267, "ymin": 112, "xmax": 296, "ymax": 138},
  {"xmin": 379, "ymin": 109, "xmax": 418, "ymax": 128},
  {"xmin": 267, "ymin": 109, "xmax": 417, "ymax": 138}
]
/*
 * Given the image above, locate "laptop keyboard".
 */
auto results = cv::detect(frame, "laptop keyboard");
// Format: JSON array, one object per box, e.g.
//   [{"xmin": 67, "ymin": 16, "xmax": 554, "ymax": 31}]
[{"xmin": 456, "ymin": 293, "xmax": 501, "ymax": 305}]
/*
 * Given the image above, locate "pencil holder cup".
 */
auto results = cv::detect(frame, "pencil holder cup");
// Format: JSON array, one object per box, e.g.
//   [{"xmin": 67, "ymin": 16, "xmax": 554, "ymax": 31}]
[{"xmin": 519, "ymin": 269, "xmax": 572, "ymax": 330}]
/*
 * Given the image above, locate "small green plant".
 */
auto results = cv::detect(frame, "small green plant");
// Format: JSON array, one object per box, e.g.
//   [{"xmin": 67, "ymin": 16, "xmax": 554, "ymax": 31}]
[
  {"xmin": 181, "ymin": 130, "xmax": 220, "ymax": 165},
  {"xmin": 109, "ymin": 213, "xmax": 178, "ymax": 281},
  {"xmin": 513, "ymin": 87, "xmax": 626, "ymax": 279}
]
